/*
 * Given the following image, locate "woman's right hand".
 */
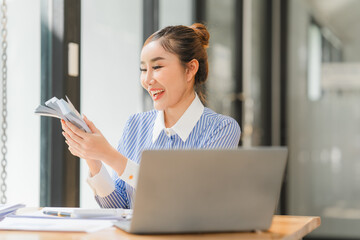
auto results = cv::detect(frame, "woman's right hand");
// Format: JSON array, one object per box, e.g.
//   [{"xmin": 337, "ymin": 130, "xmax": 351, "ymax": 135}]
[
  {"xmin": 61, "ymin": 115, "xmax": 113, "ymax": 161},
  {"xmin": 61, "ymin": 115, "xmax": 128, "ymax": 176},
  {"xmin": 60, "ymin": 116, "xmax": 103, "ymax": 176}
]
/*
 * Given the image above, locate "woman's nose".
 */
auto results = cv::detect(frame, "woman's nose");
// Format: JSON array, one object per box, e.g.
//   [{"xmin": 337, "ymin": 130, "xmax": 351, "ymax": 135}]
[{"xmin": 144, "ymin": 71, "xmax": 155, "ymax": 85}]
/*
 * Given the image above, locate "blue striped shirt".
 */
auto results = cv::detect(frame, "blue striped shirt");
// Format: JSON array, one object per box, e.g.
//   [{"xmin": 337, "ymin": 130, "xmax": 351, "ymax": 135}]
[{"xmin": 94, "ymin": 105, "xmax": 241, "ymax": 209}]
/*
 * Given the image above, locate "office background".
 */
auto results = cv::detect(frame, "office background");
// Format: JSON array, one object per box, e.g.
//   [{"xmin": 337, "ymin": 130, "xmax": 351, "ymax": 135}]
[{"xmin": 1, "ymin": 0, "xmax": 360, "ymax": 239}]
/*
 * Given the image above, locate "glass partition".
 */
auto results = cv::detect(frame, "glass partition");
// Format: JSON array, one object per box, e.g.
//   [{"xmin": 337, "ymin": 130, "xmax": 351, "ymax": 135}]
[{"xmin": 287, "ymin": 0, "xmax": 360, "ymax": 237}]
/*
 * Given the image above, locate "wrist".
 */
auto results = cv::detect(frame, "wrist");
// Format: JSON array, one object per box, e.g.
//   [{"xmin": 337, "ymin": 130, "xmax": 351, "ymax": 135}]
[
  {"xmin": 105, "ymin": 147, "xmax": 128, "ymax": 176},
  {"xmin": 85, "ymin": 159, "xmax": 102, "ymax": 177}
]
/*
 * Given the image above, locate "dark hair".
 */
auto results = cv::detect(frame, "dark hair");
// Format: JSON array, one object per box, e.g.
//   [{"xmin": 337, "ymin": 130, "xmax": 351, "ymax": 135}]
[{"xmin": 144, "ymin": 23, "xmax": 210, "ymax": 103}]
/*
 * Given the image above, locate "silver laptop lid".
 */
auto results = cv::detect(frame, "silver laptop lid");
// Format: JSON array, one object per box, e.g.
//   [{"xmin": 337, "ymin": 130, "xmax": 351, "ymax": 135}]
[{"xmin": 129, "ymin": 147, "xmax": 288, "ymax": 234}]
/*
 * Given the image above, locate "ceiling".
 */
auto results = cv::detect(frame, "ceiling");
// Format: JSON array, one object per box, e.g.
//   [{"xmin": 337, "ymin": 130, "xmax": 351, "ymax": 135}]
[{"xmin": 303, "ymin": 0, "xmax": 360, "ymax": 44}]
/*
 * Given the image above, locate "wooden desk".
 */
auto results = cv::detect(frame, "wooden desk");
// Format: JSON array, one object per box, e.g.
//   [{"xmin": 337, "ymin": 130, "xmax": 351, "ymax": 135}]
[{"xmin": 0, "ymin": 215, "xmax": 320, "ymax": 240}]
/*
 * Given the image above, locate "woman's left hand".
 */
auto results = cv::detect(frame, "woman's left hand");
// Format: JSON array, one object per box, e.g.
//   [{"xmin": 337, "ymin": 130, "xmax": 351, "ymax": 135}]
[{"xmin": 61, "ymin": 115, "xmax": 114, "ymax": 162}]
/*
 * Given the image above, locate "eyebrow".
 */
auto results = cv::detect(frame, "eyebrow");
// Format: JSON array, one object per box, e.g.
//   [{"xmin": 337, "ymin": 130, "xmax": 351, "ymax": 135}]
[{"xmin": 140, "ymin": 57, "xmax": 165, "ymax": 64}]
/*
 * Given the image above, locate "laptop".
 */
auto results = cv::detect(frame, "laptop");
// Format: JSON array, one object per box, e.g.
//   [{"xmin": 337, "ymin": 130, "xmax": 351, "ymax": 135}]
[{"xmin": 114, "ymin": 147, "xmax": 288, "ymax": 234}]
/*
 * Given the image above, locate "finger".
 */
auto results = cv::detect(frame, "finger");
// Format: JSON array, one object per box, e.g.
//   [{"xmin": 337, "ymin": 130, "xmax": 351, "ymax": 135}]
[
  {"xmin": 63, "ymin": 126, "xmax": 84, "ymax": 146},
  {"xmin": 68, "ymin": 146, "xmax": 82, "ymax": 159},
  {"xmin": 63, "ymin": 128, "xmax": 84, "ymax": 145},
  {"xmin": 67, "ymin": 143, "xmax": 87, "ymax": 159},
  {"xmin": 61, "ymin": 119, "xmax": 66, "ymax": 130},
  {"xmin": 83, "ymin": 115, "xmax": 99, "ymax": 133},
  {"xmin": 63, "ymin": 132, "xmax": 82, "ymax": 149},
  {"xmin": 61, "ymin": 119, "xmax": 72, "ymax": 133},
  {"xmin": 63, "ymin": 120, "xmax": 87, "ymax": 139}
]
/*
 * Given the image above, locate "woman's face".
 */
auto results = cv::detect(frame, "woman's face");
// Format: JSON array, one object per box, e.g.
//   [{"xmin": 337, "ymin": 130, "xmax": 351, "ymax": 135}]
[{"xmin": 140, "ymin": 40, "xmax": 194, "ymax": 112}]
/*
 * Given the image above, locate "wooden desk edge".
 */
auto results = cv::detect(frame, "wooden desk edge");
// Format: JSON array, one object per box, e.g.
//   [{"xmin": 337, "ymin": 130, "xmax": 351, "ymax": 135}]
[
  {"xmin": 271, "ymin": 215, "xmax": 321, "ymax": 240},
  {"xmin": 9, "ymin": 210, "xmax": 321, "ymax": 240}
]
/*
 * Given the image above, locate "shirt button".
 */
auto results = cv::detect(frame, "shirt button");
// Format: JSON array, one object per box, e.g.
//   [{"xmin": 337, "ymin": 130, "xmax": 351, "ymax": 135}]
[{"xmin": 165, "ymin": 129, "xmax": 170, "ymax": 136}]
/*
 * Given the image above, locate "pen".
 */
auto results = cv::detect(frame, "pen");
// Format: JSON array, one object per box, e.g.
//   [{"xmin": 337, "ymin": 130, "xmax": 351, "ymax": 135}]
[{"xmin": 42, "ymin": 210, "xmax": 72, "ymax": 217}]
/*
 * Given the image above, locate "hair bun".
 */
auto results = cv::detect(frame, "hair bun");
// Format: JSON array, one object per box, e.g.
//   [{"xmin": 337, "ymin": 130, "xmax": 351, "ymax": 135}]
[{"xmin": 190, "ymin": 23, "xmax": 210, "ymax": 49}]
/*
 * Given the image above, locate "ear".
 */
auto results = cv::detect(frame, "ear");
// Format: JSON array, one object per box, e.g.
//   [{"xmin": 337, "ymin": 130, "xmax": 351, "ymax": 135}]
[{"xmin": 186, "ymin": 59, "xmax": 199, "ymax": 83}]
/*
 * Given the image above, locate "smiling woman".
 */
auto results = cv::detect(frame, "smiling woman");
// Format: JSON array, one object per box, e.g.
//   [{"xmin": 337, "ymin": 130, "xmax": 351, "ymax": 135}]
[
  {"xmin": 140, "ymin": 24, "xmax": 207, "ymax": 128},
  {"xmin": 62, "ymin": 23, "xmax": 241, "ymax": 209}
]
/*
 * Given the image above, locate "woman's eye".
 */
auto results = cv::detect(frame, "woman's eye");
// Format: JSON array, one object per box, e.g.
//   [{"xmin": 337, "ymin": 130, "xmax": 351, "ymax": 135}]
[
  {"xmin": 140, "ymin": 68, "xmax": 147, "ymax": 72},
  {"xmin": 153, "ymin": 66, "xmax": 163, "ymax": 70}
]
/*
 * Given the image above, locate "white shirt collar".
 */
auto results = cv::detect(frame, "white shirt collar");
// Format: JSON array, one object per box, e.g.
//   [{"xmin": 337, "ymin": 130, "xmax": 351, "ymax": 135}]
[{"xmin": 152, "ymin": 93, "xmax": 204, "ymax": 143}]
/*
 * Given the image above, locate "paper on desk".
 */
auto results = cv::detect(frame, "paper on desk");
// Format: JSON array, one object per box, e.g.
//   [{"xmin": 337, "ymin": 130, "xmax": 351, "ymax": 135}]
[
  {"xmin": 12, "ymin": 207, "xmax": 132, "ymax": 220},
  {"xmin": 0, "ymin": 203, "xmax": 25, "ymax": 218},
  {"xmin": 0, "ymin": 217, "xmax": 113, "ymax": 232}
]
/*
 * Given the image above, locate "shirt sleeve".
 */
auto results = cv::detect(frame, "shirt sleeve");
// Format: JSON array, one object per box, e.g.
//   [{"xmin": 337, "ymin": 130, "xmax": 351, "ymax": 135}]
[
  {"xmin": 203, "ymin": 118, "xmax": 241, "ymax": 148},
  {"xmin": 86, "ymin": 160, "xmax": 139, "ymax": 209},
  {"xmin": 94, "ymin": 179, "xmax": 131, "ymax": 209},
  {"xmin": 119, "ymin": 159, "xmax": 139, "ymax": 188},
  {"xmin": 86, "ymin": 115, "xmax": 139, "ymax": 209},
  {"xmin": 86, "ymin": 163, "xmax": 115, "ymax": 197}
]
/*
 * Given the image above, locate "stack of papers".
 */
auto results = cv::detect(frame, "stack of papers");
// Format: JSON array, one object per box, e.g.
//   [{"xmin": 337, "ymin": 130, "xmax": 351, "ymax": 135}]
[
  {"xmin": 0, "ymin": 207, "xmax": 132, "ymax": 232},
  {"xmin": 0, "ymin": 203, "xmax": 25, "ymax": 219},
  {"xmin": 34, "ymin": 96, "xmax": 91, "ymax": 133},
  {"xmin": 0, "ymin": 218, "xmax": 113, "ymax": 233}
]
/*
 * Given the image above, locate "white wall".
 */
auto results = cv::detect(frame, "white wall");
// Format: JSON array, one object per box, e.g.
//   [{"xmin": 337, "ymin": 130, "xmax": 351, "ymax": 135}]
[
  {"xmin": 80, "ymin": 0, "xmax": 143, "ymax": 208},
  {"xmin": 159, "ymin": 0, "xmax": 193, "ymax": 28},
  {"xmin": 4, "ymin": 0, "xmax": 40, "ymax": 206}
]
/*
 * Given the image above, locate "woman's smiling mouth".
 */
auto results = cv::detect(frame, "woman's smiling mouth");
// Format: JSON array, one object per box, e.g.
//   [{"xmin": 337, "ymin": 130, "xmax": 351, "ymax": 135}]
[{"xmin": 149, "ymin": 89, "xmax": 165, "ymax": 100}]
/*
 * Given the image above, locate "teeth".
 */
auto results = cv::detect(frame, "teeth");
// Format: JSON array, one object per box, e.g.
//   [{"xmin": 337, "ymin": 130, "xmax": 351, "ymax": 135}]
[{"xmin": 151, "ymin": 90, "xmax": 164, "ymax": 96}]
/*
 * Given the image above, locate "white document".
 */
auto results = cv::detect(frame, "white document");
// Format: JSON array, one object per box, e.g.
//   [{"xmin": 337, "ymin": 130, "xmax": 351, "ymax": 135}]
[{"xmin": 0, "ymin": 217, "xmax": 113, "ymax": 232}]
